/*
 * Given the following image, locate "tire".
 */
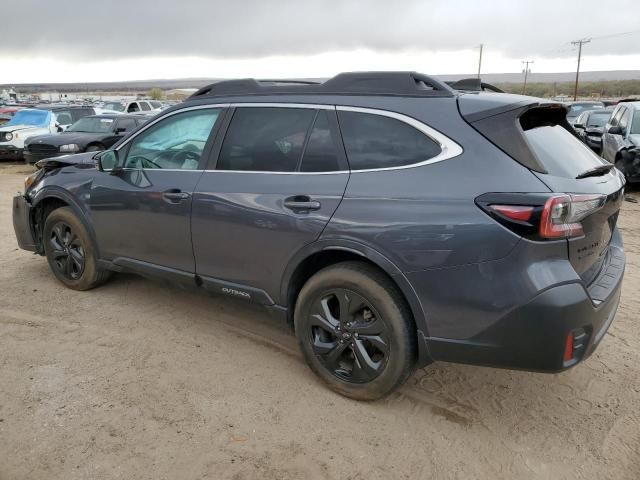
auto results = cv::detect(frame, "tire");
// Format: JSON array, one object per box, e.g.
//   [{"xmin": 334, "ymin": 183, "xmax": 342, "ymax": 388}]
[
  {"xmin": 294, "ymin": 261, "xmax": 416, "ymax": 400},
  {"xmin": 86, "ymin": 144, "xmax": 104, "ymax": 152},
  {"xmin": 43, "ymin": 207, "xmax": 110, "ymax": 290}
]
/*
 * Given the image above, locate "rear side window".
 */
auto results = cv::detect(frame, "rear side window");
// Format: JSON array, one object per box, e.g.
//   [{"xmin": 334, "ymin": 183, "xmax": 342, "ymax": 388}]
[
  {"xmin": 337, "ymin": 111, "xmax": 441, "ymax": 170},
  {"xmin": 524, "ymin": 125, "xmax": 607, "ymax": 178},
  {"xmin": 217, "ymin": 107, "xmax": 315, "ymax": 172}
]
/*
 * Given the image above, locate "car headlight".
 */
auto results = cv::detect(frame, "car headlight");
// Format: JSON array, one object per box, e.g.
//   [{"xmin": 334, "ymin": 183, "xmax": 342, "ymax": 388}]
[
  {"xmin": 59, "ymin": 144, "xmax": 79, "ymax": 152},
  {"xmin": 4, "ymin": 132, "xmax": 13, "ymax": 141},
  {"xmin": 24, "ymin": 171, "xmax": 40, "ymax": 191}
]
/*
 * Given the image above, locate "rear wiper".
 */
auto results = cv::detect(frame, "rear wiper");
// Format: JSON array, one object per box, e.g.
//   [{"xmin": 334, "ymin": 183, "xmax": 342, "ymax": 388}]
[{"xmin": 575, "ymin": 164, "xmax": 614, "ymax": 179}]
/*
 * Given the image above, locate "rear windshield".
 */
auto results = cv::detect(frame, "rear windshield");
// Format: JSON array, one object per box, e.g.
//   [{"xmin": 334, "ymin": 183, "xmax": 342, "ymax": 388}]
[{"xmin": 524, "ymin": 125, "xmax": 608, "ymax": 178}]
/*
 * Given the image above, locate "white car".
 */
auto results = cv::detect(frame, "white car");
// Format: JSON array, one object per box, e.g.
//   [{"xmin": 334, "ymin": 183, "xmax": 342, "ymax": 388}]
[
  {"xmin": 0, "ymin": 106, "xmax": 95, "ymax": 161},
  {"xmin": 100, "ymin": 100, "xmax": 163, "ymax": 115}
]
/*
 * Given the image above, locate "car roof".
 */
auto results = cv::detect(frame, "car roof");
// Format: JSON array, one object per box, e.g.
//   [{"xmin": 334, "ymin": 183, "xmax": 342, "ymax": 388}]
[{"xmin": 618, "ymin": 101, "xmax": 640, "ymax": 110}]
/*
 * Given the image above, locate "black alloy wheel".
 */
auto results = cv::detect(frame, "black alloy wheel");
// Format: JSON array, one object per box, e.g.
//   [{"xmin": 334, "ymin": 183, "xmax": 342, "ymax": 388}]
[
  {"xmin": 308, "ymin": 288, "xmax": 390, "ymax": 383},
  {"xmin": 48, "ymin": 221, "xmax": 86, "ymax": 280}
]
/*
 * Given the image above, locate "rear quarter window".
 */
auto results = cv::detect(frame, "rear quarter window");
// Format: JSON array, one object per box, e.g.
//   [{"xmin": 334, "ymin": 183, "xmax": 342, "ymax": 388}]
[{"xmin": 337, "ymin": 111, "xmax": 441, "ymax": 170}]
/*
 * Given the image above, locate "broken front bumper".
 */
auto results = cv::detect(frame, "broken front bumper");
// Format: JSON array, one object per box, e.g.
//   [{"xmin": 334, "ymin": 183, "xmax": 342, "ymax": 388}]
[{"xmin": 12, "ymin": 194, "xmax": 37, "ymax": 251}]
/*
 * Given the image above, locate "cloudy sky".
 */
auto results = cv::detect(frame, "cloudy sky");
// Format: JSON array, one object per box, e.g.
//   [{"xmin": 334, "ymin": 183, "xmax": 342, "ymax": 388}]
[{"xmin": 2, "ymin": 0, "xmax": 639, "ymax": 83}]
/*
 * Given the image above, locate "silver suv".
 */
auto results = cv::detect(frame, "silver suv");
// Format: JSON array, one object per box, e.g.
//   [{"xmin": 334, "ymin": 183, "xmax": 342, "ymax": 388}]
[{"xmin": 602, "ymin": 101, "xmax": 640, "ymax": 183}]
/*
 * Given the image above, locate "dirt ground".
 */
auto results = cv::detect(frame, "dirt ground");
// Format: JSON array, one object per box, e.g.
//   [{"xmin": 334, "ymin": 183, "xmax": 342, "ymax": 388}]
[{"xmin": 0, "ymin": 162, "xmax": 639, "ymax": 480}]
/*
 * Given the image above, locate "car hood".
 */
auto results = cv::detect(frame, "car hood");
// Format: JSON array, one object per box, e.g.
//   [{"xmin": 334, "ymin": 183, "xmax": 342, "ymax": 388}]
[
  {"xmin": 0, "ymin": 124, "xmax": 43, "ymax": 133},
  {"xmin": 27, "ymin": 131, "xmax": 104, "ymax": 147},
  {"xmin": 629, "ymin": 134, "xmax": 640, "ymax": 147},
  {"xmin": 35, "ymin": 151, "xmax": 97, "ymax": 170}
]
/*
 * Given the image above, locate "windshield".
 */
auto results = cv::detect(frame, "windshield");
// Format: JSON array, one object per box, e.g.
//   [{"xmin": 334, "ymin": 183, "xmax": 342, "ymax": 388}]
[
  {"xmin": 586, "ymin": 112, "xmax": 611, "ymax": 128},
  {"xmin": 68, "ymin": 117, "xmax": 115, "ymax": 133},
  {"xmin": 103, "ymin": 102, "xmax": 125, "ymax": 112},
  {"xmin": 5, "ymin": 109, "xmax": 51, "ymax": 127},
  {"xmin": 631, "ymin": 111, "xmax": 640, "ymax": 135}
]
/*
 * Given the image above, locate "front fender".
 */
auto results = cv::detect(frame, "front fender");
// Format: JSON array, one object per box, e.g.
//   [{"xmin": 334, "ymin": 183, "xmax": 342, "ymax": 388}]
[{"xmin": 30, "ymin": 185, "xmax": 100, "ymax": 257}]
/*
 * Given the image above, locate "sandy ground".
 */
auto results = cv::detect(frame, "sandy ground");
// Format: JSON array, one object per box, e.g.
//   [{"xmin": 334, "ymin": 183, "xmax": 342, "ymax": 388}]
[{"xmin": 0, "ymin": 162, "xmax": 639, "ymax": 480}]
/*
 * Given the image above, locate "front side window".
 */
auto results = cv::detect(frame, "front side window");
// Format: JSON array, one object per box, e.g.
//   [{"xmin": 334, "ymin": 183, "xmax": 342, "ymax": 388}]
[
  {"xmin": 618, "ymin": 109, "xmax": 630, "ymax": 133},
  {"xmin": 609, "ymin": 107, "xmax": 624, "ymax": 127},
  {"xmin": 630, "ymin": 111, "xmax": 640, "ymax": 135},
  {"xmin": 338, "ymin": 111, "xmax": 442, "ymax": 170},
  {"xmin": 127, "ymin": 103, "xmax": 141, "ymax": 113},
  {"xmin": 54, "ymin": 111, "xmax": 74, "ymax": 126},
  {"xmin": 124, "ymin": 108, "xmax": 220, "ymax": 170},
  {"xmin": 217, "ymin": 107, "xmax": 315, "ymax": 172}
]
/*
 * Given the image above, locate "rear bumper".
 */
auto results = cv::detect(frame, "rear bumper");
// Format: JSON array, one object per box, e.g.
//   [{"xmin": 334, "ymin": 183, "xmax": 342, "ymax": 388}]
[
  {"xmin": 415, "ymin": 233, "xmax": 625, "ymax": 372},
  {"xmin": 12, "ymin": 193, "xmax": 37, "ymax": 252},
  {"xmin": 0, "ymin": 145, "xmax": 23, "ymax": 161}
]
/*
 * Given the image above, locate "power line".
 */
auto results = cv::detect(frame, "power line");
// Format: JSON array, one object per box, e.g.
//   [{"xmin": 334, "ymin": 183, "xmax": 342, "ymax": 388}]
[
  {"xmin": 571, "ymin": 38, "xmax": 590, "ymax": 100},
  {"xmin": 521, "ymin": 60, "xmax": 533, "ymax": 95}
]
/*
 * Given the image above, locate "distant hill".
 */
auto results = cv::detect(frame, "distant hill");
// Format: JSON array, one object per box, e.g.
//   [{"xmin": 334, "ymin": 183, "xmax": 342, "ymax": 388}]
[{"xmin": 2, "ymin": 70, "xmax": 639, "ymax": 93}]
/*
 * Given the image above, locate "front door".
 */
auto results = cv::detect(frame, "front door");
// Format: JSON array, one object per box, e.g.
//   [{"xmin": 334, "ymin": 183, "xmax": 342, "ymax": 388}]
[
  {"xmin": 89, "ymin": 107, "xmax": 224, "ymax": 276},
  {"xmin": 191, "ymin": 105, "xmax": 349, "ymax": 303}
]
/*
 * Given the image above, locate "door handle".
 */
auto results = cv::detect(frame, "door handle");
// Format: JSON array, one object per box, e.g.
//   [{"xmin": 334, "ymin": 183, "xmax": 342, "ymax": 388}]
[
  {"xmin": 162, "ymin": 190, "xmax": 191, "ymax": 202},
  {"xmin": 284, "ymin": 195, "xmax": 321, "ymax": 211}
]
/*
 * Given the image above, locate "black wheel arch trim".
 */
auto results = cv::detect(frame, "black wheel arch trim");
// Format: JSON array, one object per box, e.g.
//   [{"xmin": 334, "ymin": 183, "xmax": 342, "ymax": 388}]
[
  {"xmin": 30, "ymin": 186, "xmax": 100, "ymax": 259},
  {"xmin": 280, "ymin": 239, "xmax": 430, "ymax": 341}
]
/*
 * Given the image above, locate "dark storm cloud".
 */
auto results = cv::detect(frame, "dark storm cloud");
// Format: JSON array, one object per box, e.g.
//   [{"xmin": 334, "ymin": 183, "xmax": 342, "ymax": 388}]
[{"xmin": 2, "ymin": 0, "xmax": 639, "ymax": 60}]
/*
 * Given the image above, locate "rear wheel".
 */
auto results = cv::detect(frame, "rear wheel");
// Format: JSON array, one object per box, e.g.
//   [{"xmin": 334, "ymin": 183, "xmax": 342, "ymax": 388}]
[
  {"xmin": 294, "ymin": 261, "xmax": 416, "ymax": 400},
  {"xmin": 43, "ymin": 207, "xmax": 109, "ymax": 290}
]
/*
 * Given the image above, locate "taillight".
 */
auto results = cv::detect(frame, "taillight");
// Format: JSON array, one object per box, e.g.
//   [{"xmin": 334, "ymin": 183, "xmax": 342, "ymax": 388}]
[
  {"xmin": 539, "ymin": 194, "xmax": 605, "ymax": 239},
  {"xmin": 477, "ymin": 192, "xmax": 606, "ymax": 240}
]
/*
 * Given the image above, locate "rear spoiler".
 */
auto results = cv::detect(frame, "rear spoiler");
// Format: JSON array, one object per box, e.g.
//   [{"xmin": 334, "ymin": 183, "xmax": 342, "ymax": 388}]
[{"xmin": 445, "ymin": 78, "xmax": 505, "ymax": 93}]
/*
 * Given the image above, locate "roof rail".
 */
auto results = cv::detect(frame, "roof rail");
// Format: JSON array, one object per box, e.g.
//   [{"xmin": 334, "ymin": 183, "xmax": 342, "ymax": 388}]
[{"xmin": 188, "ymin": 71, "xmax": 455, "ymax": 100}]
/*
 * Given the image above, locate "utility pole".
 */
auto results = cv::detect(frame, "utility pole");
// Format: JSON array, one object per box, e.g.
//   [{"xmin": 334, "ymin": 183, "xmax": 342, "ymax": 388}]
[
  {"xmin": 477, "ymin": 44, "xmax": 484, "ymax": 79},
  {"xmin": 571, "ymin": 38, "xmax": 591, "ymax": 100},
  {"xmin": 521, "ymin": 60, "xmax": 534, "ymax": 95}
]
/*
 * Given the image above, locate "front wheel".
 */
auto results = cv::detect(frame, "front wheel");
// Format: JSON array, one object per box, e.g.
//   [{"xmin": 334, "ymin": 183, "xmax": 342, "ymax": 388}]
[
  {"xmin": 43, "ymin": 207, "xmax": 110, "ymax": 290},
  {"xmin": 294, "ymin": 261, "xmax": 416, "ymax": 400}
]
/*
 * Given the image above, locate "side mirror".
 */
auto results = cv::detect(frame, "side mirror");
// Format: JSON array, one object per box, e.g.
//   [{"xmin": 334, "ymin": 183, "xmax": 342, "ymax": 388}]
[
  {"xmin": 573, "ymin": 123, "xmax": 584, "ymax": 129},
  {"xmin": 96, "ymin": 150, "xmax": 120, "ymax": 173},
  {"xmin": 55, "ymin": 122, "xmax": 63, "ymax": 133},
  {"xmin": 608, "ymin": 126, "xmax": 623, "ymax": 135}
]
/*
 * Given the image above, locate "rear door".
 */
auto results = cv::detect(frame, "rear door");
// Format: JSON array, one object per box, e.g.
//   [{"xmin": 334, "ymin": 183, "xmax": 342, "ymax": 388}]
[{"xmin": 191, "ymin": 105, "xmax": 349, "ymax": 303}]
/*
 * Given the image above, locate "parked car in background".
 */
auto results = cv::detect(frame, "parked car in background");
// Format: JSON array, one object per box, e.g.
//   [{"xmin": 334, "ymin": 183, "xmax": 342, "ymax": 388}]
[
  {"xmin": 24, "ymin": 114, "xmax": 150, "ymax": 164},
  {"xmin": 602, "ymin": 101, "xmax": 640, "ymax": 183},
  {"xmin": 0, "ymin": 107, "xmax": 22, "ymax": 125},
  {"xmin": 12, "ymin": 72, "xmax": 625, "ymax": 400},
  {"xmin": 101, "ymin": 100, "xmax": 162, "ymax": 115},
  {"xmin": 573, "ymin": 108, "xmax": 613, "ymax": 153},
  {"xmin": 566, "ymin": 101, "xmax": 605, "ymax": 125},
  {"xmin": 0, "ymin": 106, "xmax": 95, "ymax": 160}
]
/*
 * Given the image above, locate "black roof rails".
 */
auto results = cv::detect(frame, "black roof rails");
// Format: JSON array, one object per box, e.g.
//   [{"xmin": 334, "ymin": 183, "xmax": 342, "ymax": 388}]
[
  {"xmin": 188, "ymin": 71, "xmax": 455, "ymax": 100},
  {"xmin": 446, "ymin": 78, "xmax": 504, "ymax": 93}
]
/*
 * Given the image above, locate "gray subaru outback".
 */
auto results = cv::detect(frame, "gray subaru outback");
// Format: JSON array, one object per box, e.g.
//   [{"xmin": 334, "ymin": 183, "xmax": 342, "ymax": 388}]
[{"xmin": 13, "ymin": 72, "xmax": 625, "ymax": 400}]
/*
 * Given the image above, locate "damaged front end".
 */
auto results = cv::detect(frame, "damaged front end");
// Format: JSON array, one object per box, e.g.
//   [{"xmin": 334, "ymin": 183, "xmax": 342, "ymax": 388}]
[{"xmin": 618, "ymin": 147, "xmax": 640, "ymax": 183}]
